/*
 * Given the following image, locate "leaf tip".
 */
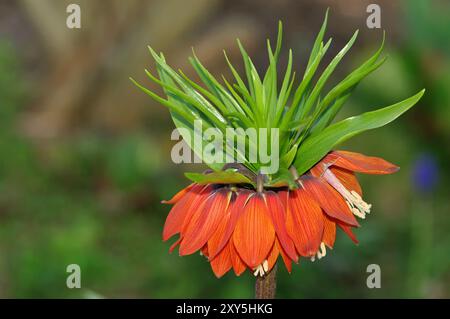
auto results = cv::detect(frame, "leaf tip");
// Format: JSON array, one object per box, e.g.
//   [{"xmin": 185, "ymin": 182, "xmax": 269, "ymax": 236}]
[{"xmin": 324, "ymin": 7, "xmax": 330, "ymax": 19}]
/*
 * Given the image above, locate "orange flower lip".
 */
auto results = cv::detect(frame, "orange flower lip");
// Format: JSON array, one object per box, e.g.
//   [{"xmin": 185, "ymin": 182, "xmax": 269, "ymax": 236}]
[{"xmin": 161, "ymin": 150, "xmax": 399, "ymax": 278}]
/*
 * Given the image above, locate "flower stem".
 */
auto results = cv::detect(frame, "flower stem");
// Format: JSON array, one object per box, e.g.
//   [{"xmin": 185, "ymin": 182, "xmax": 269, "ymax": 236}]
[
  {"xmin": 256, "ymin": 173, "xmax": 265, "ymax": 193},
  {"xmin": 255, "ymin": 264, "xmax": 277, "ymax": 299}
]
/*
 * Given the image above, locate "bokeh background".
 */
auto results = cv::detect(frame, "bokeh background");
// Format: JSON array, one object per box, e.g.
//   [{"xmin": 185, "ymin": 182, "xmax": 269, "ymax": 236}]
[{"xmin": 0, "ymin": 0, "xmax": 449, "ymax": 298}]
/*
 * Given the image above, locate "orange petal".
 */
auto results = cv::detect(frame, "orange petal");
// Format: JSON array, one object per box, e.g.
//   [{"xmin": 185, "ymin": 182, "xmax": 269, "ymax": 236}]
[
  {"xmin": 300, "ymin": 175, "xmax": 359, "ymax": 227},
  {"xmin": 267, "ymin": 238, "xmax": 294, "ymax": 273},
  {"xmin": 179, "ymin": 188, "xmax": 231, "ymax": 256},
  {"xmin": 266, "ymin": 240, "xmax": 279, "ymax": 272},
  {"xmin": 162, "ymin": 184, "xmax": 211, "ymax": 241},
  {"xmin": 310, "ymin": 162, "xmax": 326, "ymax": 177},
  {"xmin": 180, "ymin": 185, "xmax": 214, "ymax": 235},
  {"xmin": 208, "ymin": 215, "xmax": 230, "ymax": 259},
  {"xmin": 286, "ymin": 188, "xmax": 324, "ymax": 257},
  {"xmin": 201, "ymin": 244, "xmax": 209, "ymax": 258},
  {"xmin": 210, "ymin": 242, "xmax": 232, "ymax": 278},
  {"xmin": 233, "ymin": 193, "xmax": 275, "ymax": 268},
  {"xmin": 230, "ymin": 241, "xmax": 246, "ymax": 276},
  {"xmin": 278, "ymin": 240, "xmax": 293, "ymax": 273},
  {"xmin": 338, "ymin": 223, "xmax": 359, "ymax": 244},
  {"xmin": 264, "ymin": 191, "xmax": 298, "ymax": 262},
  {"xmin": 322, "ymin": 216, "xmax": 336, "ymax": 248},
  {"xmin": 161, "ymin": 183, "xmax": 195, "ymax": 204},
  {"xmin": 207, "ymin": 202, "xmax": 232, "ymax": 259},
  {"xmin": 330, "ymin": 167, "xmax": 362, "ymax": 196},
  {"xmin": 278, "ymin": 190, "xmax": 288, "ymax": 207},
  {"xmin": 169, "ymin": 237, "xmax": 182, "ymax": 253},
  {"xmin": 328, "ymin": 151, "xmax": 399, "ymax": 174},
  {"xmin": 208, "ymin": 190, "xmax": 251, "ymax": 259}
]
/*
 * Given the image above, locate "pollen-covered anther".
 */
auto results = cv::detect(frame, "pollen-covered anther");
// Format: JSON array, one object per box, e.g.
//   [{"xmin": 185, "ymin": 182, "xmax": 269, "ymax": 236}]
[
  {"xmin": 323, "ymin": 169, "xmax": 371, "ymax": 219},
  {"xmin": 310, "ymin": 242, "xmax": 327, "ymax": 262},
  {"xmin": 253, "ymin": 260, "xmax": 269, "ymax": 277},
  {"xmin": 346, "ymin": 190, "xmax": 371, "ymax": 219},
  {"xmin": 346, "ymin": 200, "xmax": 365, "ymax": 219},
  {"xmin": 317, "ymin": 242, "xmax": 327, "ymax": 260},
  {"xmin": 351, "ymin": 191, "xmax": 372, "ymax": 213}
]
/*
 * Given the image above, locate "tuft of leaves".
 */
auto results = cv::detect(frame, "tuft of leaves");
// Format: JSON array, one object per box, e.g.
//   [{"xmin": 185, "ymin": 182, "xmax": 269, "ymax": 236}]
[{"xmin": 132, "ymin": 10, "xmax": 424, "ymax": 188}]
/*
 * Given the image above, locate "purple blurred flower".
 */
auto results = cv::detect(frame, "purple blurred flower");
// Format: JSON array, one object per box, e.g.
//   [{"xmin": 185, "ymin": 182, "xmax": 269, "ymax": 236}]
[{"xmin": 412, "ymin": 154, "xmax": 439, "ymax": 193}]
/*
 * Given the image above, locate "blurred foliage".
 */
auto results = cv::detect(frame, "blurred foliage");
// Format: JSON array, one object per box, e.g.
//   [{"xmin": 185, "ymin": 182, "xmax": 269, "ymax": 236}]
[{"xmin": 0, "ymin": 0, "xmax": 449, "ymax": 298}]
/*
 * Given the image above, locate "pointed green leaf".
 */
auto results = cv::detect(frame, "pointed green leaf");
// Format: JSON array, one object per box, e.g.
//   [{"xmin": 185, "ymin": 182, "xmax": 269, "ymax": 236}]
[
  {"xmin": 294, "ymin": 89, "xmax": 425, "ymax": 175},
  {"xmin": 144, "ymin": 69, "xmax": 227, "ymax": 130},
  {"xmin": 299, "ymin": 30, "xmax": 359, "ymax": 120},
  {"xmin": 282, "ymin": 39, "xmax": 332, "ymax": 131},
  {"xmin": 306, "ymin": 8, "xmax": 329, "ymax": 72},
  {"xmin": 153, "ymin": 59, "xmax": 228, "ymax": 171},
  {"xmin": 280, "ymin": 144, "xmax": 298, "ymax": 169},
  {"xmin": 309, "ymin": 33, "xmax": 387, "ymax": 134},
  {"xmin": 264, "ymin": 167, "xmax": 297, "ymax": 188}
]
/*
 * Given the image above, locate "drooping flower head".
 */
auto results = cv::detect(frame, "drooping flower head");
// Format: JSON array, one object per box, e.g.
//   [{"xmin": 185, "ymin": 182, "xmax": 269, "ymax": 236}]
[{"xmin": 132, "ymin": 10, "xmax": 424, "ymax": 278}]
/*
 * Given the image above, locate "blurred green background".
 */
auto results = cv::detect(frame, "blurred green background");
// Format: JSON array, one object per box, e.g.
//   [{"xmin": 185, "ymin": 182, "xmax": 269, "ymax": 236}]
[{"xmin": 0, "ymin": 0, "xmax": 449, "ymax": 298}]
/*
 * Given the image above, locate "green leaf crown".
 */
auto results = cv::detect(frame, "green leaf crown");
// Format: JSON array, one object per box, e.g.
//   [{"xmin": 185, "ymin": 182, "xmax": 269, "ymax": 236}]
[{"xmin": 132, "ymin": 10, "xmax": 424, "ymax": 188}]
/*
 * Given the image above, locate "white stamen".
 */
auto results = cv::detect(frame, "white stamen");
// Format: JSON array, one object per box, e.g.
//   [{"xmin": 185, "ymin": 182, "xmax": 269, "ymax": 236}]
[
  {"xmin": 351, "ymin": 191, "xmax": 371, "ymax": 213},
  {"xmin": 313, "ymin": 242, "xmax": 328, "ymax": 261},
  {"xmin": 253, "ymin": 266, "xmax": 263, "ymax": 277},
  {"xmin": 253, "ymin": 260, "xmax": 269, "ymax": 277},
  {"xmin": 323, "ymin": 169, "xmax": 372, "ymax": 219},
  {"xmin": 318, "ymin": 242, "xmax": 327, "ymax": 259},
  {"xmin": 263, "ymin": 260, "xmax": 269, "ymax": 273}
]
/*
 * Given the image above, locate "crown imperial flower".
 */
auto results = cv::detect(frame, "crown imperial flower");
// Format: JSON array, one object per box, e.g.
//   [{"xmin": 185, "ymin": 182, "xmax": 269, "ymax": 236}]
[{"xmin": 132, "ymin": 10, "xmax": 423, "ymax": 294}]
